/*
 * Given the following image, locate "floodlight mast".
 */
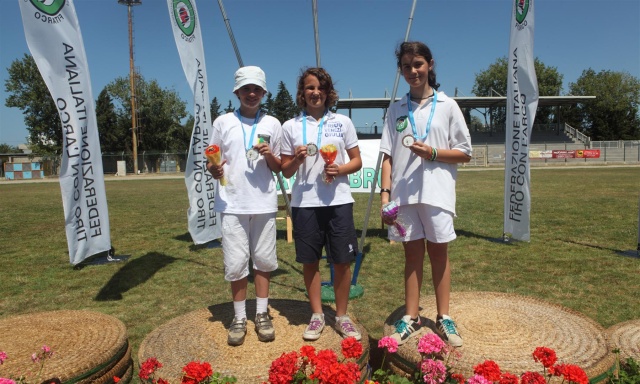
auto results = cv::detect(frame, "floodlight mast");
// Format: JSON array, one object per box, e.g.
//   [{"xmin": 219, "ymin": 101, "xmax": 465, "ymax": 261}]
[{"xmin": 118, "ymin": 0, "xmax": 142, "ymax": 175}]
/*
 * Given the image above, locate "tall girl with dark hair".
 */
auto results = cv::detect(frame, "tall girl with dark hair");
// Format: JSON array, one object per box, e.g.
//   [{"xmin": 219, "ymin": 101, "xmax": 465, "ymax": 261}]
[{"xmin": 379, "ymin": 42, "xmax": 472, "ymax": 347}]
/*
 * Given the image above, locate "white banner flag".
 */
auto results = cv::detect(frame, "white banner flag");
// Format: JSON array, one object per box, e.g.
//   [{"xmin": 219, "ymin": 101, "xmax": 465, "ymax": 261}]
[
  {"xmin": 504, "ymin": 0, "xmax": 538, "ymax": 241},
  {"xmin": 167, "ymin": 0, "xmax": 220, "ymax": 244},
  {"xmin": 18, "ymin": 0, "xmax": 111, "ymax": 264}
]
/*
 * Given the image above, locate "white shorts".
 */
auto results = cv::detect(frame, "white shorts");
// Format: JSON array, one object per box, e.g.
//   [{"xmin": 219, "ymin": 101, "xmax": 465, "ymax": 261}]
[
  {"xmin": 388, "ymin": 203, "xmax": 456, "ymax": 243},
  {"xmin": 221, "ymin": 212, "xmax": 278, "ymax": 282}
]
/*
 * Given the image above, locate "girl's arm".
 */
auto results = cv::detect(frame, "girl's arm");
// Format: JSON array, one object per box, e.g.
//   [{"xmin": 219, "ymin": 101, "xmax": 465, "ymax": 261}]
[
  {"xmin": 280, "ymin": 145, "xmax": 307, "ymax": 178},
  {"xmin": 325, "ymin": 146, "xmax": 362, "ymax": 178}
]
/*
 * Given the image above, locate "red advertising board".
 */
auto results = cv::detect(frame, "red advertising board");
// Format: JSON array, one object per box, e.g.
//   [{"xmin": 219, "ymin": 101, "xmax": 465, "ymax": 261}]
[{"xmin": 575, "ymin": 149, "xmax": 601, "ymax": 158}]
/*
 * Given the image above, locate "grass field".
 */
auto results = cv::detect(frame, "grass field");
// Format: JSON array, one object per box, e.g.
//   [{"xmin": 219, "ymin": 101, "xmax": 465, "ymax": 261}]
[{"xmin": 1, "ymin": 166, "xmax": 639, "ymax": 370}]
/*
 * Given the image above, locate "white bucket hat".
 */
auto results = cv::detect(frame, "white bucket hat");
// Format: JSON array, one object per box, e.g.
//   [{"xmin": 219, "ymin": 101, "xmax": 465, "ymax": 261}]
[{"xmin": 233, "ymin": 66, "xmax": 267, "ymax": 93}]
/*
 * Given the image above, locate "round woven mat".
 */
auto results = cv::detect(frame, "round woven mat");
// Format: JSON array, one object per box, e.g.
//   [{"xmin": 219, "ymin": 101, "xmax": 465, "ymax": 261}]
[
  {"xmin": 0, "ymin": 310, "xmax": 129, "ymax": 383},
  {"xmin": 138, "ymin": 299, "xmax": 369, "ymax": 383},
  {"xmin": 607, "ymin": 319, "xmax": 640, "ymax": 360},
  {"xmin": 383, "ymin": 292, "xmax": 614, "ymax": 381}
]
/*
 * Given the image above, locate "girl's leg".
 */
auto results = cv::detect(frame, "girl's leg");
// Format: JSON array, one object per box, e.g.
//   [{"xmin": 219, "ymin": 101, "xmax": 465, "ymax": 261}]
[
  {"xmin": 403, "ymin": 239, "xmax": 426, "ymax": 318},
  {"xmin": 303, "ymin": 260, "xmax": 322, "ymax": 314},
  {"xmin": 427, "ymin": 241, "xmax": 450, "ymax": 316},
  {"xmin": 332, "ymin": 262, "xmax": 351, "ymax": 317}
]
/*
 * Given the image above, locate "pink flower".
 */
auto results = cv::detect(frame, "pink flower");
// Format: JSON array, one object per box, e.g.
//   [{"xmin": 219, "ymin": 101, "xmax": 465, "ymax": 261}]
[
  {"xmin": 417, "ymin": 333, "xmax": 446, "ymax": 355},
  {"xmin": 0, "ymin": 379, "xmax": 17, "ymax": 384},
  {"xmin": 378, "ymin": 336, "xmax": 398, "ymax": 353},
  {"xmin": 0, "ymin": 351, "xmax": 6, "ymax": 365},
  {"xmin": 420, "ymin": 358, "xmax": 447, "ymax": 384},
  {"xmin": 31, "ymin": 352, "xmax": 39, "ymax": 363},
  {"xmin": 466, "ymin": 374, "xmax": 492, "ymax": 384}
]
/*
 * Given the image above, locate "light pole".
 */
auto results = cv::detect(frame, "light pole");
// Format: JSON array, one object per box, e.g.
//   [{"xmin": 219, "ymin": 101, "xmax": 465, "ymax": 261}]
[
  {"xmin": 118, "ymin": 0, "xmax": 142, "ymax": 174},
  {"xmin": 366, "ymin": 121, "xmax": 378, "ymax": 134}
]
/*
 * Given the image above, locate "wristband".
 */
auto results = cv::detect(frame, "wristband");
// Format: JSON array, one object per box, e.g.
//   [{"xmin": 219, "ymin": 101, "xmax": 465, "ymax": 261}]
[
  {"xmin": 380, "ymin": 188, "xmax": 391, "ymax": 195},
  {"xmin": 430, "ymin": 147, "xmax": 438, "ymax": 161}
]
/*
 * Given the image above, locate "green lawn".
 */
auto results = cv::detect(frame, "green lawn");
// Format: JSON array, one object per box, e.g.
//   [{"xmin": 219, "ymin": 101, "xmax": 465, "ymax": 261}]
[{"xmin": 1, "ymin": 167, "xmax": 638, "ymax": 367}]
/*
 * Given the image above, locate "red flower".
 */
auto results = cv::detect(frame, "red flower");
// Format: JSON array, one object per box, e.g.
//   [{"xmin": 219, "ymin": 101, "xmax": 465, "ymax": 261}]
[
  {"xmin": 450, "ymin": 373, "xmax": 466, "ymax": 384},
  {"xmin": 157, "ymin": 379, "xmax": 170, "ymax": 384},
  {"xmin": 498, "ymin": 372, "xmax": 519, "ymax": 384},
  {"xmin": 341, "ymin": 337, "xmax": 363, "ymax": 359},
  {"xmin": 532, "ymin": 346, "xmax": 557, "ymax": 368},
  {"xmin": 181, "ymin": 361, "xmax": 213, "ymax": 384},
  {"xmin": 139, "ymin": 357, "xmax": 162, "ymax": 380},
  {"xmin": 550, "ymin": 363, "xmax": 589, "ymax": 384},
  {"xmin": 520, "ymin": 371, "xmax": 546, "ymax": 384},
  {"xmin": 300, "ymin": 345, "xmax": 316, "ymax": 361},
  {"xmin": 268, "ymin": 351, "xmax": 300, "ymax": 384},
  {"xmin": 473, "ymin": 360, "xmax": 502, "ymax": 382},
  {"xmin": 112, "ymin": 377, "xmax": 120, "ymax": 383}
]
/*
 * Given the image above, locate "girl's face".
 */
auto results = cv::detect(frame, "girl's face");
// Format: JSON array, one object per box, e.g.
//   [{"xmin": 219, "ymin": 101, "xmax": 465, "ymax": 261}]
[
  {"xmin": 302, "ymin": 75, "xmax": 327, "ymax": 112},
  {"xmin": 235, "ymin": 84, "xmax": 266, "ymax": 110},
  {"xmin": 401, "ymin": 54, "xmax": 433, "ymax": 90}
]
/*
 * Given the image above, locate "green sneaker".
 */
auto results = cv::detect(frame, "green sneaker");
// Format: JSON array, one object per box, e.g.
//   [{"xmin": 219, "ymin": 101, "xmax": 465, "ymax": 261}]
[
  {"xmin": 436, "ymin": 315, "xmax": 463, "ymax": 347},
  {"xmin": 227, "ymin": 317, "xmax": 247, "ymax": 346},
  {"xmin": 255, "ymin": 312, "xmax": 275, "ymax": 342},
  {"xmin": 390, "ymin": 315, "xmax": 423, "ymax": 345}
]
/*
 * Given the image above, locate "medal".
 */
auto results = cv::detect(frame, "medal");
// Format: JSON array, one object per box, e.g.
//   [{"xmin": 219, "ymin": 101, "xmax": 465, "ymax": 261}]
[
  {"xmin": 246, "ymin": 148, "xmax": 259, "ymax": 161},
  {"xmin": 302, "ymin": 110, "xmax": 327, "ymax": 155},
  {"xmin": 236, "ymin": 109, "xmax": 261, "ymax": 162},
  {"xmin": 306, "ymin": 143, "xmax": 318, "ymax": 156},
  {"xmin": 402, "ymin": 135, "xmax": 415, "ymax": 147}
]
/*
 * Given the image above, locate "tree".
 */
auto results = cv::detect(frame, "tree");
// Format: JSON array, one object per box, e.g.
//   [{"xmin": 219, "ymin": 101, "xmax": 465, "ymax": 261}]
[
  {"xmin": 271, "ymin": 81, "xmax": 297, "ymax": 124},
  {"xmin": 4, "ymin": 54, "xmax": 61, "ymax": 154},
  {"xmin": 566, "ymin": 69, "xmax": 640, "ymax": 140},
  {"xmin": 0, "ymin": 143, "xmax": 20, "ymax": 153},
  {"xmin": 95, "ymin": 88, "xmax": 126, "ymax": 152},
  {"xmin": 472, "ymin": 57, "xmax": 563, "ymax": 130},
  {"xmin": 105, "ymin": 74, "xmax": 188, "ymax": 152},
  {"xmin": 210, "ymin": 97, "xmax": 222, "ymax": 121},
  {"xmin": 262, "ymin": 91, "xmax": 274, "ymax": 116},
  {"xmin": 224, "ymin": 100, "xmax": 235, "ymax": 113}
]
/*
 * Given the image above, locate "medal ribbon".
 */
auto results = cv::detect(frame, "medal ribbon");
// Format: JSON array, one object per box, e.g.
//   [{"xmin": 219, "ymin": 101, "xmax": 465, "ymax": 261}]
[
  {"xmin": 407, "ymin": 91, "xmax": 437, "ymax": 142},
  {"xmin": 235, "ymin": 109, "xmax": 261, "ymax": 152},
  {"xmin": 302, "ymin": 110, "xmax": 327, "ymax": 147}
]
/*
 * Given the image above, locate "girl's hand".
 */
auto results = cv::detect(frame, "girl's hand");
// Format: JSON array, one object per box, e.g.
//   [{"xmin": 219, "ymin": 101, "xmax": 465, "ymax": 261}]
[
  {"xmin": 380, "ymin": 206, "xmax": 395, "ymax": 225},
  {"xmin": 294, "ymin": 145, "xmax": 307, "ymax": 162},
  {"xmin": 409, "ymin": 141, "xmax": 430, "ymax": 159},
  {"xmin": 324, "ymin": 162, "xmax": 340, "ymax": 177},
  {"xmin": 255, "ymin": 143, "xmax": 271, "ymax": 157}
]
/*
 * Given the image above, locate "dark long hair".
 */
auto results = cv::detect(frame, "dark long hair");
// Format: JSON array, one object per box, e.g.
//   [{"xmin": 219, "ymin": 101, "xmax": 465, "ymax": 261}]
[
  {"xmin": 396, "ymin": 41, "xmax": 440, "ymax": 90},
  {"xmin": 295, "ymin": 67, "xmax": 339, "ymax": 109}
]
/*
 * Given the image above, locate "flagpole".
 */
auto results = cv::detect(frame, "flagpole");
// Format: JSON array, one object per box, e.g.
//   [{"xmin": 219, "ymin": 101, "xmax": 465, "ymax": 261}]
[
  {"xmin": 312, "ymin": 0, "xmax": 321, "ymax": 67},
  {"xmin": 357, "ymin": 0, "xmax": 417, "ymax": 258}
]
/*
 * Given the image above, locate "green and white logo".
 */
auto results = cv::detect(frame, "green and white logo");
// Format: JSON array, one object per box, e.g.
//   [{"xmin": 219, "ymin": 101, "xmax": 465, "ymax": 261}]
[
  {"xmin": 29, "ymin": 0, "xmax": 65, "ymax": 16},
  {"xmin": 395, "ymin": 116, "xmax": 408, "ymax": 132},
  {"xmin": 173, "ymin": 0, "xmax": 196, "ymax": 37},
  {"xmin": 515, "ymin": 0, "xmax": 529, "ymax": 24}
]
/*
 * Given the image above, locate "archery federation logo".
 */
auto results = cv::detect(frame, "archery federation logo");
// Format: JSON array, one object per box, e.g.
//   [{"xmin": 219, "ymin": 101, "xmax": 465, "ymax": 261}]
[
  {"xmin": 29, "ymin": 0, "xmax": 65, "ymax": 16},
  {"xmin": 173, "ymin": 0, "xmax": 196, "ymax": 37}
]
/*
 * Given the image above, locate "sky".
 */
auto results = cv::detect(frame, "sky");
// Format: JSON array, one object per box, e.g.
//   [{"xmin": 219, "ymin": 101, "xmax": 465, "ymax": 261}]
[{"xmin": 0, "ymin": 0, "xmax": 638, "ymax": 147}]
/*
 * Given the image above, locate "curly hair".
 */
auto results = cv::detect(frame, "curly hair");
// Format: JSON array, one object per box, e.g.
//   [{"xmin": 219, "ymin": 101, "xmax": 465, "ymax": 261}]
[{"xmin": 295, "ymin": 67, "xmax": 339, "ymax": 110}]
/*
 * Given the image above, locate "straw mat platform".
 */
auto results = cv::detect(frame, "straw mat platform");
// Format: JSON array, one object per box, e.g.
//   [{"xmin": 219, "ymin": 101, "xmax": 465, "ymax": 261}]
[
  {"xmin": 0, "ymin": 310, "xmax": 132, "ymax": 383},
  {"xmin": 607, "ymin": 319, "xmax": 640, "ymax": 360},
  {"xmin": 138, "ymin": 299, "xmax": 369, "ymax": 383},
  {"xmin": 383, "ymin": 292, "xmax": 614, "ymax": 382}
]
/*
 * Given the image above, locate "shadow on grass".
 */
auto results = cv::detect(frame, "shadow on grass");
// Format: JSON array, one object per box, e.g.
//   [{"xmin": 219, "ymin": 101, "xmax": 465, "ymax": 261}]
[
  {"xmin": 562, "ymin": 239, "xmax": 640, "ymax": 258},
  {"xmin": 456, "ymin": 229, "xmax": 514, "ymax": 244},
  {"xmin": 206, "ymin": 299, "xmax": 337, "ymax": 327},
  {"xmin": 94, "ymin": 252, "xmax": 177, "ymax": 301}
]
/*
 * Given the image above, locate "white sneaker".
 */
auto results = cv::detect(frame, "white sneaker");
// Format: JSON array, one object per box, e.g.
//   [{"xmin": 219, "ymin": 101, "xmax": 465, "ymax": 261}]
[
  {"xmin": 335, "ymin": 315, "xmax": 362, "ymax": 341},
  {"xmin": 303, "ymin": 313, "xmax": 325, "ymax": 341}
]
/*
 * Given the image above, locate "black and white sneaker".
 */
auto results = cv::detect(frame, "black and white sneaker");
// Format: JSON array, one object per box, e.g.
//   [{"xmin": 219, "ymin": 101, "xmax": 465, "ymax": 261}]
[{"xmin": 390, "ymin": 315, "xmax": 423, "ymax": 345}]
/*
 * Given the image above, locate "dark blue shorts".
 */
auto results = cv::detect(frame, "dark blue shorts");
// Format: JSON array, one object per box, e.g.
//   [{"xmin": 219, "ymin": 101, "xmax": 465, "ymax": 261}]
[{"xmin": 292, "ymin": 204, "xmax": 358, "ymax": 265}]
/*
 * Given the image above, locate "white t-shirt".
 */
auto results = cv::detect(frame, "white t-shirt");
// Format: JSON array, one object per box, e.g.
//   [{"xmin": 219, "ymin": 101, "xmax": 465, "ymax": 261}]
[
  {"xmin": 209, "ymin": 111, "xmax": 282, "ymax": 214},
  {"xmin": 282, "ymin": 111, "xmax": 358, "ymax": 207},
  {"xmin": 379, "ymin": 92, "xmax": 472, "ymax": 215}
]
